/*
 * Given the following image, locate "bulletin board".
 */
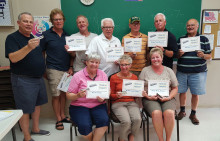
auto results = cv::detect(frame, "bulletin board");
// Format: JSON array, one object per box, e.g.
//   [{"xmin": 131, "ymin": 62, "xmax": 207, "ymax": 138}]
[{"xmin": 201, "ymin": 9, "xmax": 220, "ymax": 59}]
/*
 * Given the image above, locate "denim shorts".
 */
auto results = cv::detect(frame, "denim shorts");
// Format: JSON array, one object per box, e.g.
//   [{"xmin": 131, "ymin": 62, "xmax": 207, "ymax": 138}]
[
  {"xmin": 176, "ymin": 71, "xmax": 207, "ymax": 95},
  {"xmin": 11, "ymin": 73, "xmax": 48, "ymax": 114},
  {"xmin": 69, "ymin": 104, "xmax": 109, "ymax": 135}
]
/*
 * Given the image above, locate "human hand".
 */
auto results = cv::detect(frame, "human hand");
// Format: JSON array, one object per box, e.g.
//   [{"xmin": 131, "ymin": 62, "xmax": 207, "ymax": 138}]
[
  {"xmin": 77, "ymin": 89, "xmax": 87, "ymax": 98},
  {"xmin": 178, "ymin": 49, "xmax": 185, "ymax": 57},
  {"xmin": 196, "ymin": 50, "xmax": 205, "ymax": 59},
  {"xmin": 130, "ymin": 52, "xmax": 137, "ymax": 59},
  {"xmin": 155, "ymin": 45, "xmax": 164, "ymax": 52},
  {"xmin": 67, "ymin": 67, "xmax": 73, "ymax": 76},
  {"xmin": 28, "ymin": 38, "xmax": 40, "ymax": 49},
  {"xmin": 116, "ymin": 91, "xmax": 123, "ymax": 98},
  {"xmin": 158, "ymin": 96, "xmax": 171, "ymax": 102},
  {"xmin": 97, "ymin": 96, "xmax": 105, "ymax": 102}
]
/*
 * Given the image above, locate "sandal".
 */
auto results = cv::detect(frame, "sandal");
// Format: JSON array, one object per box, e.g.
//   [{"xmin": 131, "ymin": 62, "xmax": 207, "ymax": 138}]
[
  {"xmin": 61, "ymin": 117, "xmax": 72, "ymax": 123},
  {"xmin": 56, "ymin": 121, "xmax": 64, "ymax": 130}
]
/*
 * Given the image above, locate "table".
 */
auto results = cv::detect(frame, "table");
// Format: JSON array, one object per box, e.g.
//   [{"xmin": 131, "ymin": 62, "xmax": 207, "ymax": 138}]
[{"xmin": 0, "ymin": 110, "xmax": 23, "ymax": 141}]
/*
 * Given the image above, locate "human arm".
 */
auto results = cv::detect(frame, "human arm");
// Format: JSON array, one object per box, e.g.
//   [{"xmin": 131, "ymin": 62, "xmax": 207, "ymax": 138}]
[
  {"xmin": 9, "ymin": 38, "xmax": 40, "ymax": 63},
  {"xmin": 158, "ymin": 86, "xmax": 178, "ymax": 102},
  {"xmin": 66, "ymin": 90, "xmax": 86, "ymax": 101}
]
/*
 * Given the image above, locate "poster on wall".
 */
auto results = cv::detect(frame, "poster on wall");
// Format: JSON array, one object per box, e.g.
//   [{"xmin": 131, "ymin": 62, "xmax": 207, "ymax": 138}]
[
  {"xmin": 203, "ymin": 11, "xmax": 218, "ymax": 23},
  {"xmin": 32, "ymin": 16, "xmax": 52, "ymax": 38},
  {"xmin": 0, "ymin": 0, "xmax": 12, "ymax": 26}
]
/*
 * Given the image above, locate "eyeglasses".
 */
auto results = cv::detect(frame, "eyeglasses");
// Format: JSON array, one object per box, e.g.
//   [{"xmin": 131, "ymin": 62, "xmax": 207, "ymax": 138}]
[
  {"xmin": 120, "ymin": 64, "xmax": 131, "ymax": 67},
  {"xmin": 53, "ymin": 18, "xmax": 63, "ymax": 22},
  {"xmin": 187, "ymin": 24, "xmax": 196, "ymax": 27},
  {"xmin": 102, "ymin": 26, "xmax": 114, "ymax": 30}
]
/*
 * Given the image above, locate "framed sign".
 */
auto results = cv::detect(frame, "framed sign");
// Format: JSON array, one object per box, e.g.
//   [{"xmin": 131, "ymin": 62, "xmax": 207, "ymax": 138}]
[{"xmin": 0, "ymin": 0, "xmax": 13, "ymax": 26}]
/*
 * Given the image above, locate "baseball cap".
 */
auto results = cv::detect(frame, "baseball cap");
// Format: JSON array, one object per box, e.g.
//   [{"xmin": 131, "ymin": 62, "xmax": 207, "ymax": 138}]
[{"xmin": 129, "ymin": 16, "xmax": 140, "ymax": 24}]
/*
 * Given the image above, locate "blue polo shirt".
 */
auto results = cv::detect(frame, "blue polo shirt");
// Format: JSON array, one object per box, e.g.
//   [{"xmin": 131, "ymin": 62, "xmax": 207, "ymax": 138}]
[
  {"xmin": 41, "ymin": 27, "xmax": 70, "ymax": 71},
  {"xmin": 5, "ymin": 30, "xmax": 45, "ymax": 77},
  {"xmin": 177, "ymin": 33, "xmax": 211, "ymax": 73}
]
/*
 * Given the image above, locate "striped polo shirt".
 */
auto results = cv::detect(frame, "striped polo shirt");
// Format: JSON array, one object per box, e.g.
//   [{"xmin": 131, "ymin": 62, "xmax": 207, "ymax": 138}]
[
  {"xmin": 177, "ymin": 33, "xmax": 211, "ymax": 73},
  {"xmin": 122, "ymin": 32, "xmax": 148, "ymax": 72}
]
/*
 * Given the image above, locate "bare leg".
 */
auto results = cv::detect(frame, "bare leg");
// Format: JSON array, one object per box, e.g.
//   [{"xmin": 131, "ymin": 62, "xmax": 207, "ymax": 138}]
[
  {"xmin": 60, "ymin": 92, "xmax": 66, "ymax": 119},
  {"xmin": 93, "ymin": 126, "xmax": 108, "ymax": 141},
  {"xmin": 179, "ymin": 93, "xmax": 187, "ymax": 106},
  {"xmin": 128, "ymin": 133, "xmax": 134, "ymax": 141},
  {"xmin": 163, "ymin": 110, "xmax": 175, "ymax": 141},
  {"xmin": 52, "ymin": 96, "xmax": 62, "ymax": 122},
  {"xmin": 19, "ymin": 114, "xmax": 31, "ymax": 141},
  {"xmin": 191, "ymin": 94, "xmax": 199, "ymax": 111},
  {"xmin": 152, "ymin": 110, "xmax": 164, "ymax": 141},
  {"xmin": 82, "ymin": 132, "xmax": 93, "ymax": 141},
  {"xmin": 31, "ymin": 106, "xmax": 41, "ymax": 132}
]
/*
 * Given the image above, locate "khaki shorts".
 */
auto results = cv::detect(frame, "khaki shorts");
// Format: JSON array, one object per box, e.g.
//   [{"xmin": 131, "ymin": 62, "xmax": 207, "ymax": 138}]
[
  {"xmin": 142, "ymin": 98, "xmax": 176, "ymax": 116},
  {"xmin": 46, "ymin": 68, "xmax": 65, "ymax": 96}
]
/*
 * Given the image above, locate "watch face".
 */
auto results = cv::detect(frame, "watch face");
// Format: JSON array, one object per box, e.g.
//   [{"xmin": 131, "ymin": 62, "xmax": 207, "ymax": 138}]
[{"xmin": 80, "ymin": 0, "xmax": 94, "ymax": 5}]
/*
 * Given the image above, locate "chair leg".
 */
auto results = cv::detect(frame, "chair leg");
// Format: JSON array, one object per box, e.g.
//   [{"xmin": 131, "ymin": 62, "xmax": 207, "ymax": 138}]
[
  {"xmin": 70, "ymin": 124, "xmax": 72, "ymax": 141},
  {"xmin": 74, "ymin": 126, "xmax": 77, "ymax": 136},
  {"xmin": 147, "ymin": 116, "xmax": 149, "ymax": 141},
  {"xmin": 177, "ymin": 119, "xmax": 180, "ymax": 141},
  {"xmin": 143, "ymin": 119, "xmax": 146, "ymax": 141},
  {"xmin": 11, "ymin": 127, "xmax": 16, "ymax": 141},
  {"xmin": 111, "ymin": 121, "xmax": 114, "ymax": 141},
  {"xmin": 105, "ymin": 131, "xmax": 107, "ymax": 141}
]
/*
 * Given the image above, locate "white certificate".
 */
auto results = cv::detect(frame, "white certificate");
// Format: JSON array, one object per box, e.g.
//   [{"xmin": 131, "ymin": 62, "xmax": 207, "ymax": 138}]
[
  {"xmin": 122, "ymin": 79, "xmax": 144, "ymax": 97},
  {"xmin": 148, "ymin": 32, "xmax": 168, "ymax": 47},
  {"xmin": 180, "ymin": 36, "xmax": 201, "ymax": 52},
  {"xmin": 106, "ymin": 47, "xmax": 124, "ymax": 62},
  {"xmin": 57, "ymin": 72, "xmax": 72, "ymax": 92},
  {"xmin": 86, "ymin": 81, "xmax": 110, "ymax": 99},
  {"xmin": 124, "ymin": 38, "xmax": 142, "ymax": 52},
  {"xmin": 148, "ymin": 80, "xmax": 169, "ymax": 97},
  {"xmin": 66, "ymin": 36, "xmax": 86, "ymax": 51}
]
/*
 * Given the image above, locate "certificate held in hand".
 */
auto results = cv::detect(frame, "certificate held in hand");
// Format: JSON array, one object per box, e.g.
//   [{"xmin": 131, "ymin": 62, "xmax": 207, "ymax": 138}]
[
  {"xmin": 180, "ymin": 36, "xmax": 201, "ymax": 52},
  {"xmin": 122, "ymin": 79, "xmax": 144, "ymax": 97},
  {"xmin": 106, "ymin": 47, "xmax": 124, "ymax": 62},
  {"xmin": 66, "ymin": 36, "xmax": 86, "ymax": 51},
  {"xmin": 148, "ymin": 80, "xmax": 169, "ymax": 97},
  {"xmin": 86, "ymin": 81, "xmax": 110, "ymax": 99},
  {"xmin": 124, "ymin": 38, "xmax": 142, "ymax": 52},
  {"xmin": 148, "ymin": 32, "xmax": 168, "ymax": 47}
]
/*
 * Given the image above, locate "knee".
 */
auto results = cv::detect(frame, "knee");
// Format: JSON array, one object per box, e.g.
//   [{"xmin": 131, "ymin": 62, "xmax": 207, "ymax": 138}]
[
  {"xmin": 152, "ymin": 110, "xmax": 162, "ymax": 119},
  {"xmin": 132, "ymin": 117, "xmax": 142, "ymax": 125},
  {"xmin": 77, "ymin": 122, "xmax": 92, "ymax": 135},
  {"xmin": 96, "ymin": 116, "xmax": 109, "ymax": 128},
  {"xmin": 121, "ymin": 119, "xmax": 132, "ymax": 127},
  {"xmin": 163, "ymin": 110, "xmax": 175, "ymax": 120}
]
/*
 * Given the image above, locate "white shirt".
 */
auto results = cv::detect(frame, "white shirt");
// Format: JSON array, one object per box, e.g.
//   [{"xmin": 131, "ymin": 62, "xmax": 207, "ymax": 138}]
[
  {"xmin": 85, "ymin": 33, "xmax": 121, "ymax": 77},
  {"xmin": 71, "ymin": 32, "xmax": 97, "ymax": 72}
]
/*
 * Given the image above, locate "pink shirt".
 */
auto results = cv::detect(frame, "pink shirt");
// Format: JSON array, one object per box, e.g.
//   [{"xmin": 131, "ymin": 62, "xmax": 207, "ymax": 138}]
[{"xmin": 68, "ymin": 67, "xmax": 108, "ymax": 108}]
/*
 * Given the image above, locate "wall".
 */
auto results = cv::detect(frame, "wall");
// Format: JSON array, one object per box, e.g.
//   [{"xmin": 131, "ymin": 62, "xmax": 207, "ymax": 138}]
[{"xmin": 0, "ymin": 0, "xmax": 220, "ymax": 118}]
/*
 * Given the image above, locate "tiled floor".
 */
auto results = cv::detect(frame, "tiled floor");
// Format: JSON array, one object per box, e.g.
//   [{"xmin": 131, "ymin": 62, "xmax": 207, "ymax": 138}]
[{"xmin": 2, "ymin": 108, "xmax": 220, "ymax": 141}]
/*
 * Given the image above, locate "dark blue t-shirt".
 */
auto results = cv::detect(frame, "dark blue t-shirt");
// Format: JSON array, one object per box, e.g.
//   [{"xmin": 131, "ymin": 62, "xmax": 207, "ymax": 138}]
[
  {"xmin": 41, "ymin": 27, "xmax": 70, "ymax": 71},
  {"xmin": 5, "ymin": 30, "xmax": 45, "ymax": 77}
]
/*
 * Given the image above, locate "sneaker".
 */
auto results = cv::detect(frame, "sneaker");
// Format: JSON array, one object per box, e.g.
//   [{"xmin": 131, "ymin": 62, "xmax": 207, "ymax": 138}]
[
  {"xmin": 31, "ymin": 129, "xmax": 50, "ymax": 136},
  {"xmin": 176, "ymin": 111, "xmax": 186, "ymax": 120},
  {"xmin": 23, "ymin": 138, "xmax": 35, "ymax": 141},
  {"xmin": 189, "ymin": 114, "xmax": 199, "ymax": 125}
]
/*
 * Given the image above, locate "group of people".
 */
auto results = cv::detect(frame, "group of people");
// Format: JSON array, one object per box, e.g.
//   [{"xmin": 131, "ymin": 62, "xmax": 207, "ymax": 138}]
[{"xmin": 5, "ymin": 7, "xmax": 211, "ymax": 141}]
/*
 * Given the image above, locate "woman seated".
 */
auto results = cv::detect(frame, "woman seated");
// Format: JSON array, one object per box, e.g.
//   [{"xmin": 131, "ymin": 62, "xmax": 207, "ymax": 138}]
[
  {"xmin": 139, "ymin": 48, "xmax": 178, "ymax": 141},
  {"xmin": 110, "ymin": 54, "xmax": 143, "ymax": 141},
  {"xmin": 66, "ymin": 54, "xmax": 109, "ymax": 141}
]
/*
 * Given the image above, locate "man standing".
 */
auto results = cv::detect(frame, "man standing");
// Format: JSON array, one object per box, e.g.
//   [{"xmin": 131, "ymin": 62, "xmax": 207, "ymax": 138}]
[
  {"xmin": 153, "ymin": 13, "xmax": 178, "ymax": 69},
  {"xmin": 176, "ymin": 19, "xmax": 211, "ymax": 125},
  {"xmin": 5, "ymin": 12, "xmax": 49, "ymax": 141},
  {"xmin": 122, "ymin": 16, "xmax": 148, "ymax": 77},
  {"xmin": 66, "ymin": 15, "xmax": 97, "ymax": 73},
  {"xmin": 86, "ymin": 18, "xmax": 121, "ymax": 77}
]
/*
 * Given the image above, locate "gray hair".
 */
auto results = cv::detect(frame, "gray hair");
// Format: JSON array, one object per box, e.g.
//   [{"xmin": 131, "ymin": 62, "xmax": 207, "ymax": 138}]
[
  {"xmin": 154, "ymin": 13, "xmax": 166, "ymax": 21},
  {"xmin": 18, "ymin": 12, "xmax": 34, "ymax": 21},
  {"xmin": 101, "ymin": 18, "xmax": 115, "ymax": 27},
  {"xmin": 86, "ymin": 53, "xmax": 101, "ymax": 61},
  {"xmin": 150, "ymin": 48, "xmax": 163, "ymax": 59},
  {"xmin": 118, "ymin": 54, "xmax": 132, "ymax": 64},
  {"xmin": 76, "ymin": 15, "xmax": 88, "ymax": 24}
]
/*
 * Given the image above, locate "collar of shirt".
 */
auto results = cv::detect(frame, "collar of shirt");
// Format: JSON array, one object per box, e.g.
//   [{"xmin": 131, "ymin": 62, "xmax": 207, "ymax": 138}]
[
  {"xmin": 128, "ymin": 32, "xmax": 143, "ymax": 38},
  {"xmin": 83, "ymin": 67, "xmax": 99, "ymax": 80},
  {"xmin": 49, "ymin": 26, "xmax": 67, "ymax": 37},
  {"xmin": 100, "ymin": 32, "xmax": 116, "ymax": 42}
]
